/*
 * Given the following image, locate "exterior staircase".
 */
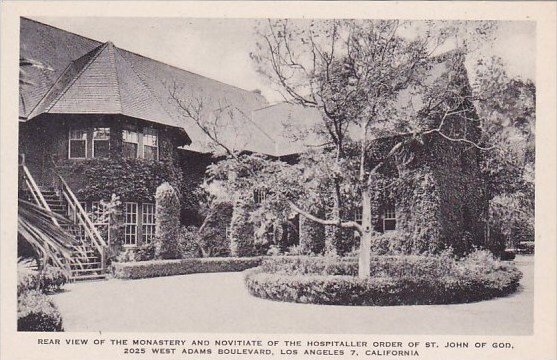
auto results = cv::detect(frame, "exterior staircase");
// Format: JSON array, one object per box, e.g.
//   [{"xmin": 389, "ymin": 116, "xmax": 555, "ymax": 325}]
[{"xmin": 19, "ymin": 164, "xmax": 107, "ymax": 281}]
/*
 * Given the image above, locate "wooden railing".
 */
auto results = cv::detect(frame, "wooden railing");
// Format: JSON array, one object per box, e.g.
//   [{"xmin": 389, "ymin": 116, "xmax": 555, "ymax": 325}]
[
  {"xmin": 20, "ymin": 163, "xmax": 60, "ymax": 226},
  {"xmin": 55, "ymin": 173, "xmax": 107, "ymax": 272}
]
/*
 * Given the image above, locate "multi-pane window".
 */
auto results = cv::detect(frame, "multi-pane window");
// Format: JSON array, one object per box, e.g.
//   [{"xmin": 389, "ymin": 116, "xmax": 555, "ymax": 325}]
[
  {"xmin": 124, "ymin": 202, "xmax": 138, "ymax": 246},
  {"xmin": 91, "ymin": 201, "xmax": 110, "ymax": 244},
  {"xmin": 69, "ymin": 129, "xmax": 87, "ymax": 159},
  {"xmin": 141, "ymin": 203, "xmax": 156, "ymax": 244},
  {"xmin": 254, "ymin": 189, "xmax": 267, "ymax": 204},
  {"xmin": 143, "ymin": 128, "xmax": 159, "ymax": 161},
  {"xmin": 383, "ymin": 203, "xmax": 396, "ymax": 231},
  {"xmin": 354, "ymin": 208, "xmax": 363, "ymax": 225},
  {"xmin": 122, "ymin": 130, "xmax": 139, "ymax": 159},
  {"xmin": 92, "ymin": 128, "xmax": 110, "ymax": 158}
]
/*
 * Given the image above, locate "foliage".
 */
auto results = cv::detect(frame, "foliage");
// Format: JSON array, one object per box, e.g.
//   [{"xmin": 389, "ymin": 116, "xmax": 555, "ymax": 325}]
[
  {"xmin": 178, "ymin": 225, "xmax": 203, "ymax": 258},
  {"xmin": 154, "ymin": 182, "xmax": 181, "ymax": 259},
  {"xmin": 18, "ymin": 200, "xmax": 75, "ymax": 274},
  {"xmin": 134, "ymin": 242, "xmax": 156, "ymax": 262},
  {"xmin": 369, "ymin": 231, "xmax": 413, "ymax": 255},
  {"xmin": 18, "ymin": 263, "xmax": 69, "ymax": 295},
  {"xmin": 229, "ymin": 196, "xmax": 259, "ymax": 257},
  {"xmin": 111, "ymin": 257, "xmax": 263, "ymax": 279},
  {"xmin": 62, "ymin": 158, "xmax": 184, "ymax": 203},
  {"xmin": 196, "ymin": 201, "xmax": 233, "ymax": 257},
  {"xmin": 245, "ymin": 251, "xmax": 522, "ymax": 305},
  {"xmin": 299, "ymin": 214, "xmax": 326, "ymax": 254},
  {"xmin": 18, "ymin": 290, "xmax": 64, "ymax": 331},
  {"xmin": 473, "ymin": 58, "xmax": 535, "ymax": 248}
]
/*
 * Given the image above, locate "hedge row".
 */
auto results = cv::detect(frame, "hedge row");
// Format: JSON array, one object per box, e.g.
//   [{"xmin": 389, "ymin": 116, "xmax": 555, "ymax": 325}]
[
  {"xmin": 111, "ymin": 257, "xmax": 262, "ymax": 279},
  {"xmin": 244, "ymin": 253, "xmax": 523, "ymax": 305}
]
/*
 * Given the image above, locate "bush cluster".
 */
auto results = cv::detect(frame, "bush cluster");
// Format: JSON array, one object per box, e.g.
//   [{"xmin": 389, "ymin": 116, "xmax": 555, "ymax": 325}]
[
  {"xmin": 17, "ymin": 263, "xmax": 68, "ymax": 331},
  {"xmin": 18, "ymin": 290, "xmax": 64, "ymax": 332},
  {"xmin": 111, "ymin": 257, "xmax": 262, "ymax": 279},
  {"xmin": 18, "ymin": 265, "xmax": 68, "ymax": 295},
  {"xmin": 244, "ymin": 251, "xmax": 522, "ymax": 305}
]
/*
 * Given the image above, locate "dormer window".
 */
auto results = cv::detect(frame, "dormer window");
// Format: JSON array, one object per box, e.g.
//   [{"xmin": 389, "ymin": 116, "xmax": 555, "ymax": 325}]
[
  {"xmin": 143, "ymin": 128, "xmax": 159, "ymax": 161},
  {"xmin": 122, "ymin": 129, "xmax": 139, "ymax": 159},
  {"xmin": 92, "ymin": 128, "xmax": 110, "ymax": 158},
  {"xmin": 69, "ymin": 129, "xmax": 87, "ymax": 159}
]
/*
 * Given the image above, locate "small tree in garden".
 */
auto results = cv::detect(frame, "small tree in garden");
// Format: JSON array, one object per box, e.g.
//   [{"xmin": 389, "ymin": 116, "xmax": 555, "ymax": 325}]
[{"xmin": 155, "ymin": 182, "xmax": 181, "ymax": 259}]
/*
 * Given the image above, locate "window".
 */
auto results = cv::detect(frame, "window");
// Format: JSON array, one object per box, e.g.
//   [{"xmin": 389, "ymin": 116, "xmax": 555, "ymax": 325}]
[
  {"xmin": 69, "ymin": 129, "xmax": 87, "ymax": 159},
  {"xmin": 92, "ymin": 128, "xmax": 110, "ymax": 158},
  {"xmin": 143, "ymin": 128, "xmax": 159, "ymax": 161},
  {"xmin": 124, "ymin": 202, "xmax": 138, "ymax": 246},
  {"xmin": 142, "ymin": 203, "xmax": 156, "ymax": 244},
  {"xmin": 122, "ymin": 130, "xmax": 139, "ymax": 159},
  {"xmin": 354, "ymin": 208, "xmax": 363, "ymax": 225},
  {"xmin": 254, "ymin": 189, "xmax": 267, "ymax": 204},
  {"xmin": 91, "ymin": 201, "xmax": 110, "ymax": 244},
  {"xmin": 383, "ymin": 203, "xmax": 396, "ymax": 231}
]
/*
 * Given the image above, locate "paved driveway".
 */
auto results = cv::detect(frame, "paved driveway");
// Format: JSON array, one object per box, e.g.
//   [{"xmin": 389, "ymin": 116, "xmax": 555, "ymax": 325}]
[{"xmin": 51, "ymin": 256, "xmax": 533, "ymax": 334}]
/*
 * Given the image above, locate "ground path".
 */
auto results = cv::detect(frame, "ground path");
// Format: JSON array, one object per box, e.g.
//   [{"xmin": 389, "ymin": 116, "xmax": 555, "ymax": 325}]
[{"xmin": 51, "ymin": 255, "xmax": 533, "ymax": 334}]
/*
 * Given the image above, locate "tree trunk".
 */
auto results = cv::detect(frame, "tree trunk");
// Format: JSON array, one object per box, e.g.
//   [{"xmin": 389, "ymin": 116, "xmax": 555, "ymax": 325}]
[{"xmin": 358, "ymin": 188, "xmax": 372, "ymax": 278}]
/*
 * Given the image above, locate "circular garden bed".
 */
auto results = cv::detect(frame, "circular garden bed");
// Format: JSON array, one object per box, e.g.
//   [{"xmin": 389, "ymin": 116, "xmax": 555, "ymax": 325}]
[{"xmin": 244, "ymin": 251, "xmax": 522, "ymax": 306}]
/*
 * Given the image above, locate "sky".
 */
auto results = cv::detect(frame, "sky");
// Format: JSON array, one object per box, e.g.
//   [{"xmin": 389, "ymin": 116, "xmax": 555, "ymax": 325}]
[{"xmin": 34, "ymin": 17, "xmax": 536, "ymax": 103}]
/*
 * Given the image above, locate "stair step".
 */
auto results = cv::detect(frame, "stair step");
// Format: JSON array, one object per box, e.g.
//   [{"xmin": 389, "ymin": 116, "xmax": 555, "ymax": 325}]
[
  {"xmin": 71, "ymin": 269, "xmax": 103, "ymax": 274},
  {"xmin": 72, "ymin": 274, "xmax": 106, "ymax": 281}
]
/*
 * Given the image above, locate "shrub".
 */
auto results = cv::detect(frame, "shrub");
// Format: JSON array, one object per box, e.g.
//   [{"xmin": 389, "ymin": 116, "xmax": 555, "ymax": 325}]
[
  {"xmin": 134, "ymin": 242, "xmax": 156, "ymax": 261},
  {"xmin": 18, "ymin": 267, "xmax": 39, "ymax": 296},
  {"xmin": 111, "ymin": 257, "xmax": 262, "ymax": 279},
  {"xmin": 229, "ymin": 197, "xmax": 257, "ymax": 257},
  {"xmin": 18, "ymin": 265, "xmax": 68, "ymax": 295},
  {"xmin": 299, "ymin": 213, "xmax": 326, "ymax": 254},
  {"xmin": 244, "ymin": 251, "xmax": 522, "ymax": 305},
  {"xmin": 197, "ymin": 201, "xmax": 233, "ymax": 257},
  {"xmin": 18, "ymin": 290, "xmax": 63, "ymax": 331},
  {"xmin": 178, "ymin": 225, "xmax": 202, "ymax": 258},
  {"xmin": 38, "ymin": 266, "xmax": 68, "ymax": 293},
  {"xmin": 155, "ymin": 182, "xmax": 181, "ymax": 259}
]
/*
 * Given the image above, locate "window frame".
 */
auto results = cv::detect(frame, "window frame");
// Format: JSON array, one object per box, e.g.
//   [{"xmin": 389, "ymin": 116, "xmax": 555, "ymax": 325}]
[
  {"xmin": 122, "ymin": 129, "xmax": 140, "ymax": 159},
  {"xmin": 254, "ymin": 189, "xmax": 267, "ymax": 204},
  {"xmin": 68, "ymin": 128, "xmax": 88, "ymax": 159},
  {"xmin": 383, "ymin": 203, "xmax": 397, "ymax": 232},
  {"xmin": 123, "ymin": 202, "xmax": 138, "ymax": 247},
  {"xmin": 92, "ymin": 127, "xmax": 111, "ymax": 159},
  {"xmin": 141, "ymin": 203, "xmax": 156, "ymax": 244},
  {"xmin": 142, "ymin": 127, "xmax": 159, "ymax": 161}
]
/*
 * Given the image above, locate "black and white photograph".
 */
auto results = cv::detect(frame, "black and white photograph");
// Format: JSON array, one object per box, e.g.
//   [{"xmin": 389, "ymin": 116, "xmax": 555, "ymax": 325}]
[{"xmin": 2, "ymin": 2, "xmax": 556, "ymax": 359}]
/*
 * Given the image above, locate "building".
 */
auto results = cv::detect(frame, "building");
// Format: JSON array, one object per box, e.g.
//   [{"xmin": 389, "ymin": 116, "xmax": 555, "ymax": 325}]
[{"xmin": 18, "ymin": 18, "xmax": 493, "ymax": 279}]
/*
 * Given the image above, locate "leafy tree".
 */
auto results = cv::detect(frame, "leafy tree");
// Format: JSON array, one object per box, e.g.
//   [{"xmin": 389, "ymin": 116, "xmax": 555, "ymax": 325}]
[
  {"xmin": 171, "ymin": 20, "xmax": 530, "ymax": 278},
  {"xmin": 473, "ymin": 57, "xmax": 535, "ymax": 248}
]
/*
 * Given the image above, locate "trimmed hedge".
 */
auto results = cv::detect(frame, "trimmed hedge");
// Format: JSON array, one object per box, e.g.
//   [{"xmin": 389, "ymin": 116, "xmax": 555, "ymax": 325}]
[
  {"xmin": 18, "ymin": 290, "xmax": 63, "ymax": 331},
  {"xmin": 244, "ymin": 253, "xmax": 522, "ymax": 305},
  {"xmin": 111, "ymin": 257, "xmax": 262, "ymax": 279}
]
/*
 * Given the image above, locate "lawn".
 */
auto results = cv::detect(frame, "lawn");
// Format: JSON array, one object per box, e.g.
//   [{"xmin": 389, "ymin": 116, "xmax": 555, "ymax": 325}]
[{"xmin": 50, "ymin": 255, "xmax": 533, "ymax": 334}]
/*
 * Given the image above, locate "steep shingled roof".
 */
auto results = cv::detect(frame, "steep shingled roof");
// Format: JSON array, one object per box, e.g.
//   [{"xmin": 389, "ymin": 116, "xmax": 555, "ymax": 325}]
[
  {"xmin": 20, "ymin": 18, "xmax": 472, "ymax": 157},
  {"xmin": 19, "ymin": 18, "xmax": 269, "ymax": 150}
]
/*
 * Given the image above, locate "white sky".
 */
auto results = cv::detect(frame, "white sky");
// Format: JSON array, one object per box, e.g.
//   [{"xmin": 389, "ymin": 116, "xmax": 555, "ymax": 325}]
[{"xmin": 34, "ymin": 17, "xmax": 536, "ymax": 103}]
